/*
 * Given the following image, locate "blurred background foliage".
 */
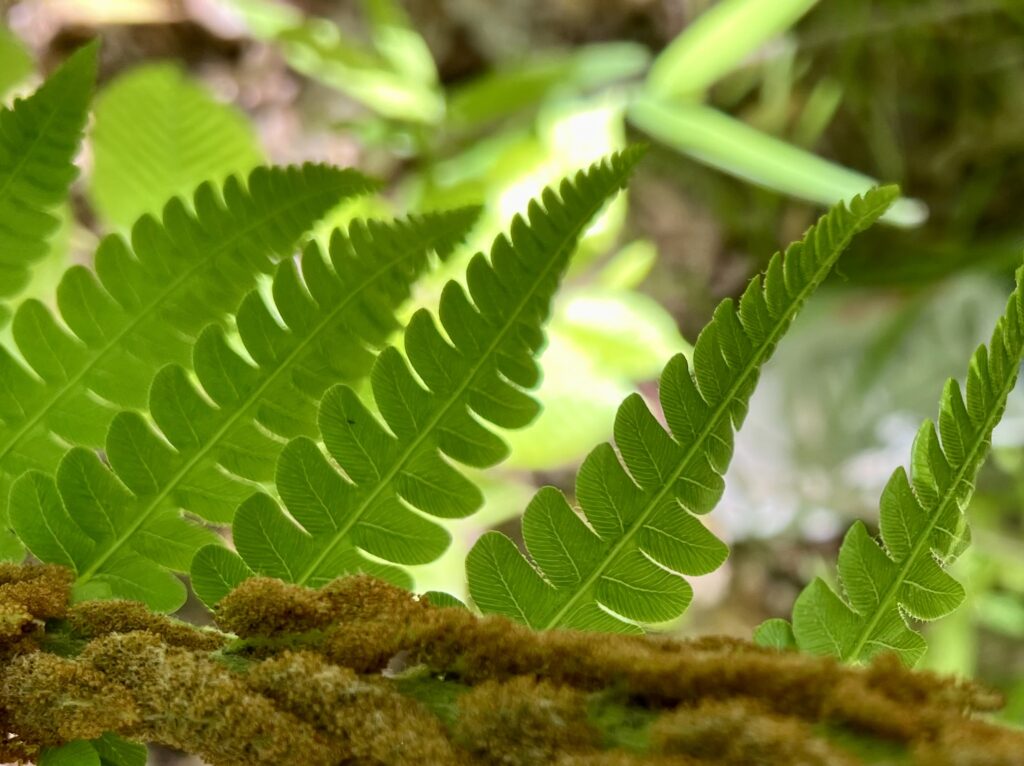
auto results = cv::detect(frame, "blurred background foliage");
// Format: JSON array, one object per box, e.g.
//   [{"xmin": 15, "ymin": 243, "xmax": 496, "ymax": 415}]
[{"xmin": 4, "ymin": 0, "xmax": 1024, "ymax": 743}]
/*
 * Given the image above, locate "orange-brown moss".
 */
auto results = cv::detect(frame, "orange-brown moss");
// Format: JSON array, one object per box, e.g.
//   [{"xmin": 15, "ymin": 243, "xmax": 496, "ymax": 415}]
[
  {"xmin": 214, "ymin": 576, "xmax": 337, "ymax": 636},
  {"xmin": 247, "ymin": 650, "xmax": 464, "ymax": 764},
  {"xmin": 556, "ymin": 754, "xmax": 699, "ymax": 766},
  {"xmin": 215, "ymin": 575, "xmax": 428, "ymax": 638},
  {"xmin": 912, "ymin": 718, "xmax": 1024, "ymax": 766},
  {"xmin": 455, "ymin": 675, "xmax": 597, "ymax": 765},
  {"xmin": 651, "ymin": 699, "xmax": 856, "ymax": 766},
  {"xmin": 0, "ymin": 563, "xmax": 73, "ymax": 653},
  {"xmin": 1, "ymin": 566, "xmax": 1023, "ymax": 766},
  {"xmin": 0, "ymin": 651, "xmax": 137, "ymax": 747},
  {"xmin": 80, "ymin": 631, "xmax": 336, "ymax": 766},
  {"xmin": 68, "ymin": 600, "xmax": 225, "ymax": 650}
]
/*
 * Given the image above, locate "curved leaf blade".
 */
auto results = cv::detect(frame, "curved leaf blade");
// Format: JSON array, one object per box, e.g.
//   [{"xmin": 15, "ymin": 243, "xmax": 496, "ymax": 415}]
[
  {"xmin": 0, "ymin": 41, "xmax": 95, "ymax": 302},
  {"xmin": 468, "ymin": 186, "xmax": 897, "ymax": 632},
  {"xmin": 192, "ymin": 148, "xmax": 644, "ymax": 605},
  {"xmin": 0, "ymin": 164, "xmax": 373, "ymax": 519},
  {"xmin": 789, "ymin": 269, "xmax": 1024, "ymax": 665},
  {"xmin": 90, "ymin": 62, "xmax": 263, "ymax": 230},
  {"xmin": 14, "ymin": 210, "xmax": 475, "ymax": 609}
]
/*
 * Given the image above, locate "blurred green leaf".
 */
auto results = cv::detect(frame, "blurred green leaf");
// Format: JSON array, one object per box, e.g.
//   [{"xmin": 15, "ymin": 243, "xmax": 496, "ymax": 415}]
[
  {"xmin": 503, "ymin": 333, "xmax": 629, "ymax": 470},
  {"xmin": 557, "ymin": 287, "xmax": 688, "ymax": 380},
  {"xmin": 0, "ymin": 25, "xmax": 32, "ymax": 100},
  {"xmin": 503, "ymin": 286, "xmax": 688, "ymax": 470},
  {"xmin": 647, "ymin": 0, "xmax": 819, "ymax": 99},
  {"xmin": 447, "ymin": 43, "xmax": 648, "ymax": 130},
  {"xmin": 93, "ymin": 734, "xmax": 147, "ymax": 766},
  {"xmin": 628, "ymin": 97, "xmax": 927, "ymax": 227},
  {"xmin": 39, "ymin": 741, "xmax": 100, "ymax": 766},
  {"xmin": 597, "ymin": 239, "xmax": 658, "ymax": 290},
  {"xmin": 360, "ymin": 0, "xmax": 438, "ymax": 87},
  {"xmin": 227, "ymin": 0, "xmax": 443, "ymax": 123},
  {"xmin": 90, "ymin": 63, "xmax": 263, "ymax": 230}
]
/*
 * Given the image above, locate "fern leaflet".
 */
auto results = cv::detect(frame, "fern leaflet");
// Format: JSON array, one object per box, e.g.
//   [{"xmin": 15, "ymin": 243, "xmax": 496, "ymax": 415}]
[
  {"xmin": 0, "ymin": 164, "xmax": 372, "ymax": 521},
  {"xmin": 777, "ymin": 268, "xmax": 1024, "ymax": 665},
  {"xmin": 8, "ymin": 210, "xmax": 476, "ymax": 611},
  {"xmin": 466, "ymin": 187, "xmax": 897, "ymax": 632},
  {"xmin": 0, "ymin": 42, "xmax": 95, "ymax": 304},
  {"xmin": 190, "ymin": 148, "xmax": 643, "ymax": 606},
  {"xmin": 90, "ymin": 63, "xmax": 263, "ymax": 230}
]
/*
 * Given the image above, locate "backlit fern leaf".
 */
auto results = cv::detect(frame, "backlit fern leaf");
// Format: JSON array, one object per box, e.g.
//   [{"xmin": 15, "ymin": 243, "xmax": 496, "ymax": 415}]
[
  {"xmin": 0, "ymin": 164, "xmax": 372, "ymax": 527},
  {"xmin": 466, "ymin": 187, "xmax": 897, "ymax": 632},
  {"xmin": 0, "ymin": 42, "xmax": 95, "ymax": 309},
  {"xmin": 190, "ymin": 148, "xmax": 642, "ymax": 606},
  {"xmin": 9, "ymin": 209, "xmax": 476, "ymax": 610},
  {"xmin": 89, "ymin": 62, "xmax": 264, "ymax": 230},
  {"xmin": 776, "ymin": 268, "xmax": 1024, "ymax": 665}
]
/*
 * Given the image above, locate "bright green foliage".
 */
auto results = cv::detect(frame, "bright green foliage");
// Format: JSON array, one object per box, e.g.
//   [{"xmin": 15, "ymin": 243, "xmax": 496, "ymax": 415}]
[
  {"xmin": 39, "ymin": 734, "xmax": 145, "ymax": 766},
  {"xmin": 189, "ymin": 149, "xmax": 642, "ymax": 606},
  {"xmin": 628, "ymin": 99, "xmax": 926, "ymax": 228},
  {"xmin": 0, "ymin": 42, "xmax": 95, "ymax": 304},
  {"xmin": 5, "ymin": 210, "xmax": 478, "ymax": 611},
  {"xmin": 0, "ymin": 165, "xmax": 372, "ymax": 533},
  {"xmin": 0, "ymin": 25, "xmax": 32, "ymax": 98},
  {"xmin": 107, "ymin": 208, "xmax": 477, "ymax": 520},
  {"xmin": 466, "ymin": 187, "xmax": 897, "ymax": 632},
  {"xmin": 782, "ymin": 269, "xmax": 1024, "ymax": 665},
  {"xmin": 646, "ymin": 0, "xmax": 818, "ymax": 99},
  {"xmin": 90, "ymin": 63, "xmax": 264, "ymax": 231},
  {"xmin": 226, "ymin": 0, "xmax": 444, "ymax": 123}
]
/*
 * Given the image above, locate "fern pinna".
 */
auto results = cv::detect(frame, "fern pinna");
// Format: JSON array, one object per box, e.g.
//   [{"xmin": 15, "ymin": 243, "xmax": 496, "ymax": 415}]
[
  {"xmin": 0, "ymin": 165, "xmax": 372, "ymax": 538},
  {"xmin": 756, "ymin": 268, "xmax": 1024, "ymax": 665},
  {"xmin": 189, "ymin": 148, "xmax": 642, "ymax": 606},
  {"xmin": 0, "ymin": 42, "xmax": 96, "ymax": 323},
  {"xmin": 466, "ymin": 187, "xmax": 897, "ymax": 632},
  {"xmin": 89, "ymin": 62, "xmax": 264, "ymax": 230},
  {"xmin": 8, "ymin": 210, "xmax": 477, "ymax": 610}
]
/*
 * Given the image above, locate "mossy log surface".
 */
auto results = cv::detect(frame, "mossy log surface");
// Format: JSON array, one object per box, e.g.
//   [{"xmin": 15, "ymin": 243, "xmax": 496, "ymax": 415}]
[{"xmin": 0, "ymin": 562, "xmax": 1018, "ymax": 765}]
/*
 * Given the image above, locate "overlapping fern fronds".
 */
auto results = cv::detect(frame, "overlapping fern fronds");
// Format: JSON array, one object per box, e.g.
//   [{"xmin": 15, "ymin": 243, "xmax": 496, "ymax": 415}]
[
  {"xmin": 0, "ymin": 164, "xmax": 372, "ymax": 526},
  {"xmin": 190, "ymin": 148, "xmax": 643, "ymax": 607},
  {"xmin": 0, "ymin": 42, "xmax": 96, "ymax": 317},
  {"xmin": 763, "ymin": 268, "xmax": 1024, "ymax": 665},
  {"xmin": 9, "ymin": 210, "xmax": 476, "ymax": 611},
  {"xmin": 466, "ymin": 187, "xmax": 897, "ymax": 633}
]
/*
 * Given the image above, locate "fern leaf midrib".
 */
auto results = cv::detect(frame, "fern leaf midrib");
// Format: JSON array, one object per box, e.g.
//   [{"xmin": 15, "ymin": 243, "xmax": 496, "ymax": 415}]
[
  {"xmin": 0, "ymin": 180, "xmax": 341, "ymax": 469},
  {"xmin": 294, "ymin": 197, "xmax": 611, "ymax": 585},
  {"xmin": 541, "ymin": 202, "xmax": 885, "ymax": 631},
  {"xmin": 846, "ymin": 363, "xmax": 1020, "ymax": 662},
  {"xmin": 74, "ymin": 232, "xmax": 436, "ymax": 588}
]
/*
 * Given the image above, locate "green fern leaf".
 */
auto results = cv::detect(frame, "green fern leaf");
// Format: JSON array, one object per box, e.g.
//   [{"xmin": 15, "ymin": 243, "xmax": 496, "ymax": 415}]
[
  {"xmin": 466, "ymin": 187, "xmax": 897, "ymax": 632},
  {"xmin": 90, "ymin": 63, "xmax": 263, "ymax": 230},
  {"xmin": 190, "ymin": 148, "xmax": 643, "ymax": 607},
  {"xmin": 783, "ymin": 269, "xmax": 1024, "ymax": 665},
  {"xmin": 0, "ymin": 41, "xmax": 95, "ymax": 303},
  {"xmin": 9, "ymin": 209, "xmax": 475, "ymax": 610},
  {"xmin": 0, "ymin": 165, "xmax": 372, "ymax": 523}
]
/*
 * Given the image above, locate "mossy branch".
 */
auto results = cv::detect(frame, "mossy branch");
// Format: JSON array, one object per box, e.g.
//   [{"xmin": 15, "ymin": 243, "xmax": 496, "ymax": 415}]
[{"xmin": 0, "ymin": 563, "xmax": 1018, "ymax": 766}]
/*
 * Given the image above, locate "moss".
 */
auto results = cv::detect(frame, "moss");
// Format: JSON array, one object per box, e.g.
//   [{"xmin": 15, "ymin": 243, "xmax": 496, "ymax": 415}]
[
  {"xmin": 68, "ymin": 599, "xmax": 225, "ymax": 651},
  {"xmin": 455, "ymin": 676, "xmax": 598, "ymax": 765},
  {"xmin": 0, "ymin": 564, "xmax": 1022, "ymax": 766},
  {"xmin": 650, "ymin": 700, "xmax": 856, "ymax": 766}
]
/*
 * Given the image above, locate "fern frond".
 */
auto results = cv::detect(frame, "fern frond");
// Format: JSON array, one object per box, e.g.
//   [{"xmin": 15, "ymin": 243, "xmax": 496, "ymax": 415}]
[
  {"xmin": 783, "ymin": 269, "xmax": 1024, "ymax": 665},
  {"xmin": 90, "ymin": 63, "xmax": 263, "ymax": 230},
  {"xmin": 190, "ymin": 148, "xmax": 643, "ymax": 607},
  {"xmin": 0, "ymin": 42, "xmax": 95, "ymax": 303},
  {"xmin": 466, "ymin": 187, "xmax": 897, "ymax": 632},
  {"xmin": 0, "ymin": 165, "xmax": 372, "ymax": 521},
  {"xmin": 9, "ymin": 209, "xmax": 476, "ymax": 610}
]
